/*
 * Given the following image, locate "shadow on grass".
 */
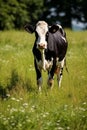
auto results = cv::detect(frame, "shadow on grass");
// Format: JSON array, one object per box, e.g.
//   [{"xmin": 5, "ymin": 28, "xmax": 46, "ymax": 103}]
[
  {"xmin": 0, "ymin": 69, "xmax": 35, "ymax": 99},
  {"xmin": 0, "ymin": 87, "xmax": 7, "ymax": 99}
]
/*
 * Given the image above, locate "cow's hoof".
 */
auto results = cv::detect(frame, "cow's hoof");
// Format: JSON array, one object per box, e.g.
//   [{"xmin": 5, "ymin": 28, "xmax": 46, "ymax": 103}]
[{"xmin": 47, "ymin": 79, "xmax": 54, "ymax": 88}]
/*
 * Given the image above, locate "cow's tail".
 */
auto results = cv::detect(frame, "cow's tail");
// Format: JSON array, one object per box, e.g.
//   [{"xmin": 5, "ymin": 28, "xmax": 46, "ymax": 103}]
[{"xmin": 64, "ymin": 58, "xmax": 69, "ymax": 73}]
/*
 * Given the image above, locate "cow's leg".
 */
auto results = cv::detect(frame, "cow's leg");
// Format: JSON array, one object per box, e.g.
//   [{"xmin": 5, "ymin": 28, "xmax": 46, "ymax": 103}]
[
  {"xmin": 57, "ymin": 58, "xmax": 65, "ymax": 87},
  {"xmin": 47, "ymin": 60, "xmax": 56, "ymax": 88},
  {"xmin": 47, "ymin": 73, "xmax": 54, "ymax": 88},
  {"xmin": 34, "ymin": 59, "xmax": 42, "ymax": 91}
]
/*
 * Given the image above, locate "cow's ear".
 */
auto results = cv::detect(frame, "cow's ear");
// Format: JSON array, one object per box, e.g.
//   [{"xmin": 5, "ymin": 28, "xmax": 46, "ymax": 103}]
[
  {"xmin": 24, "ymin": 24, "xmax": 35, "ymax": 33},
  {"xmin": 49, "ymin": 25, "xmax": 59, "ymax": 33}
]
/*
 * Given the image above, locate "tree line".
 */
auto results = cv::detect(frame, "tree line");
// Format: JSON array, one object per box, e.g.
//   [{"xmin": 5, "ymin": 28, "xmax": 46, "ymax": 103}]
[{"xmin": 0, "ymin": 0, "xmax": 87, "ymax": 30}]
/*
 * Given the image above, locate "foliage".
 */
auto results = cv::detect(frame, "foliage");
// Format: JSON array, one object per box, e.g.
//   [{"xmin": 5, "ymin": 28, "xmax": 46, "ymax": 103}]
[
  {"xmin": 0, "ymin": 0, "xmax": 44, "ymax": 30},
  {"xmin": 43, "ymin": 0, "xmax": 87, "ymax": 28},
  {"xmin": 0, "ymin": 30, "xmax": 87, "ymax": 129},
  {"xmin": 0, "ymin": 0, "xmax": 87, "ymax": 29}
]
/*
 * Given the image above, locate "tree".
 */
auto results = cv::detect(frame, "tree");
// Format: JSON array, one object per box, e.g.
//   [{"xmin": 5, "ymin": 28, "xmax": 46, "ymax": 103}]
[
  {"xmin": 25, "ymin": 0, "xmax": 44, "ymax": 24},
  {"xmin": 42, "ymin": 0, "xmax": 72, "ymax": 27},
  {"xmin": 80, "ymin": 0, "xmax": 87, "ymax": 23},
  {"xmin": 42, "ymin": 0, "xmax": 87, "ymax": 28},
  {"xmin": 0, "ymin": 0, "xmax": 44, "ymax": 30},
  {"xmin": 0, "ymin": 0, "xmax": 87, "ymax": 30},
  {"xmin": 0, "ymin": 0, "xmax": 28, "ymax": 29}
]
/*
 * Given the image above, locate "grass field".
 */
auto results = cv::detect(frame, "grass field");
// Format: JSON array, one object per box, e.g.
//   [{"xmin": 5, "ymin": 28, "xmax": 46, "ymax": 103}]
[{"xmin": 0, "ymin": 30, "xmax": 87, "ymax": 130}]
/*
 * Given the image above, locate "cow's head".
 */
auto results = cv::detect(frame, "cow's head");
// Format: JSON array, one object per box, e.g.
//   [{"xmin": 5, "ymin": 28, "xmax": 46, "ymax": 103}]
[
  {"xmin": 24, "ymin": 21, "xmax": 48, "ymax": 50},
  {"xmin": 24, "ymin": 21, "xmax": 65, "ymax": 51}
]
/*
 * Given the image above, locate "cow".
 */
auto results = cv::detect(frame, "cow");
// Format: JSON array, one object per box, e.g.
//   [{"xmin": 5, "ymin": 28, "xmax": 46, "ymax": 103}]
[{"xmin": 24, "ymin": 21, "xmax": 68, "ymax": 91}]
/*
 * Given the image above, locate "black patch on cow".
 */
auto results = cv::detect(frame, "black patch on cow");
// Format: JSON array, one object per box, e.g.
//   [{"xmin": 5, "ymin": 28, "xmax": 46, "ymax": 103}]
[
  {"xmin": 49, "ymin": 25, "xmax": 59, "ymax": 33},
  {"xmin": 32, "ymin": 42, "xmax": 42, "ymax": 61},
  {"xmin": 46, "ymin": 31, "xmax": 67, "ymax": 61},
  {"xmin": 34, "ymin": 59, "xmax": 41, "ymax": 80},
  {"xmin": 49, "ymin": 25, "xmax": 65, "ymax": 36}
]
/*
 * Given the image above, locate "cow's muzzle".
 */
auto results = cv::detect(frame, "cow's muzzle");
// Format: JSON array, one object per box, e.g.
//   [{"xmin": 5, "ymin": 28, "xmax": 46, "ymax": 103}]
[{"xmin": 38, "ymin": 43, "xmax": 46, "ymax": 49}]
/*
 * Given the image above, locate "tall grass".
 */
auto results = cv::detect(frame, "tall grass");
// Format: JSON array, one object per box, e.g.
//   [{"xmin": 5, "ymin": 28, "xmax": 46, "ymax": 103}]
[{"xmin": 0, "ymin": 30, "xmax": 87, "ymax": 130}]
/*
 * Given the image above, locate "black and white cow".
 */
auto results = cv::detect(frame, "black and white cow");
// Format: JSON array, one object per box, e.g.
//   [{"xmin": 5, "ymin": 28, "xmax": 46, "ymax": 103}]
[{"xmin": 24, "ymin": 21, "xmax": 68, "ymax": 91}]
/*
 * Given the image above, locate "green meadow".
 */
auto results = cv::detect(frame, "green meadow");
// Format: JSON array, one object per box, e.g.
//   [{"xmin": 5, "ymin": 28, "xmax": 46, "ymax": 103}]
[{"xmin": 0, "ymin": 30, "xmax": 87, "ymax": 130}]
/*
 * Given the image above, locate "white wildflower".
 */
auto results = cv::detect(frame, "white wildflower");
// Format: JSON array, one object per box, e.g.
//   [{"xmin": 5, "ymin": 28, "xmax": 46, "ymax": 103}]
[
  {"xmin": 43, "ymin": 114, "xmax": 46, "ymax": 118},
  {"xmin": 67, "ymin": 126, "xmax": 70, "ymax": 130},
  {"xmin": 10, "ymin": 108, "xmax": 18, "ymax": 113},
  {"xmin": 83, "ymin": 102, "xmax": 86, "ymax": 105},
  {"xmin": 47, "ymin": 121, "xmax": 51, "ymax": 126},
  {"xmin": 11, "ymin": 97, "xmax": 16, "ymax": 101},
  {"xmin": 6, "ymin": 94, "xmax": 10, "ymax": 97},
  {"xmin": 79, "ymin": 107, "xmax": 86, "ymax": 111},
  {"xmin": 20, "ymin": 98, "xmax": 23, "ymax": 101},
  {"xmin": 23, "ymin": 103, "xmax": 28, "ymax": 108},
  {"xmin": 11, "ymin": 123, "xmax": 15, "ymax": 126},
  {"xmin": 20, "ymin": 109, "xmax": 25, "ymax": 113},
  {"xmin": 16, "ymin": 99, "xmax": 20, "ymax": 102},
  {"xmin": 7, "ymin": 105, "xmax": 11, "ymax": 108},
  {"xmin": 58, "ymin": 127, "xmax": 64, "ymax": 130}
]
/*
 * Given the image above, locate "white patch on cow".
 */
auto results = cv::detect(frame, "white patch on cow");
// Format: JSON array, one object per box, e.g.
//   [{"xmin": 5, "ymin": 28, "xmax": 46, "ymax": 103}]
[
  {"xmin": 56, "ymin": 24, "xmax": 66, "ymax": 42},
  {"xmin": 60, "ymin": 58, "xmax": 65, "ymax": 68},
  {"xmin": 56, "ymin": 57, "xmax": 60, "ymax": 67},
  {"xmin": 57, "ymin": 24, "xmax": 62, "ymax": 29},
  {"xmin": 36, "ymin": 51, "xmax": 53, "ymax": 72},
  {"xmin": 36, "ymin": 21, "xmax": 48, "ymax": 50},
  {"xmin": 45, "ymin": 58, "xmax": 53, "ymax": 71},
  {"xmin": 56, "ymin": 58, "xmax": 65, "ymax": 87},
  {"xmin": 61, "ymin": 36, "xmax": 66, "ymax": 42},
  {"xmin": 36, "ymin": 59, "xmax": 42, "ymax": 70}
]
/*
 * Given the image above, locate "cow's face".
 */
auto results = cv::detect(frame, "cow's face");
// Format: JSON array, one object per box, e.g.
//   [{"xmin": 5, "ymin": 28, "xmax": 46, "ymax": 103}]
[
  {"xmin": 24, "ymin": 21, "xmax": 48, "ymax": 51},
  {"xmin": 35, "ymin": 21, "xmax": 48, "ymax": 50}
]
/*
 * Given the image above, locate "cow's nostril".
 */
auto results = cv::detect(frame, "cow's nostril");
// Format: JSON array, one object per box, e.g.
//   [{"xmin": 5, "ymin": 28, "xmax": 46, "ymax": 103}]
[{"xmin": 38, "ymin": 44, "xmax": 45, "ymax": 49}]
